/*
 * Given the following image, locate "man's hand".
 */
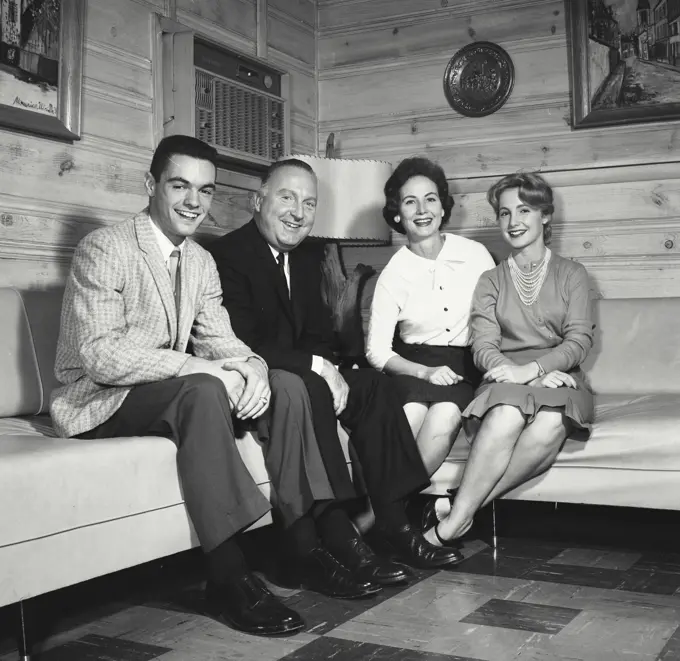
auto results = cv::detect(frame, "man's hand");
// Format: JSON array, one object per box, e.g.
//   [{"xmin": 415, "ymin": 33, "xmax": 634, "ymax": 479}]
[
  {"xmin": 483, "ymin": 362, "xmax": 537, "ymax": 385},
  {"xmin": 422, "ymin": 365, "xmax": 462, "ymax": 386},
  {"xmin": 321, "ymin": 359, "xmax": 349, "ymax": 415},
  {"xmin": 178, "ymin": 356, "xmax": 268, "ymax": 419},
  {"xmin": 222, "ymin": 358, "xmax": 270, "ymax": 419},
  {"xmin": 529, "ymin": 371, "xmax": 577, "ymax": 389}
]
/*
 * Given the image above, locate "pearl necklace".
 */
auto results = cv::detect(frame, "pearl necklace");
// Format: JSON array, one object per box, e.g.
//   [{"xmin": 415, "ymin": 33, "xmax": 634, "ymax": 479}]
[{"xmin": 508, "ymin": 248, "xmax": 551, "ymax": 306}]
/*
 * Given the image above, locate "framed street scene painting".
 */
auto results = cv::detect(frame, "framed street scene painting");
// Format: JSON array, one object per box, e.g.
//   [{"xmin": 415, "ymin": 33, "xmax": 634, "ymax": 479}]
[
  {"xmin": 567, "ymin": 0, "xmax": 680, "ymax": 128},
  {"xmin": 0, "ymin": 0, "xmax": 84, "ymax": 140}
]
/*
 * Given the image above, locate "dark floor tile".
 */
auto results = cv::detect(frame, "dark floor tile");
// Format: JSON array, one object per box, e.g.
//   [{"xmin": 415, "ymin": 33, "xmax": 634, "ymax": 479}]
[
  {"xmin": 632, "ymin": 552, "xmax": 680, "ymax": 575},
  {"xmin": 459, "ymin": 598, "xmax": 581, "ymax": 635},
  {"xmin": 616, "ymin": 569, "xmax": 680, "ymax": 596},
  {"xmin": 658, "ymin": 624, "xmax": 680, "ymax": 661},
  {"xmin": 281, "ymin": 636, "xmax": 481, "ymax": 660},
  {"xmin": 523, "ymin": 563, "xmax": 623, "ymax": 589},
  {"xmin": 282, "ymin": 567, "xmax": 436, "ymax": 635},
  {"xmin": 39, "ymin": 634, "xmax": 171, "ymax": 661},
  {"xmin": 450, "ymin": 549, "xmax": 543, "ymax": 579}
]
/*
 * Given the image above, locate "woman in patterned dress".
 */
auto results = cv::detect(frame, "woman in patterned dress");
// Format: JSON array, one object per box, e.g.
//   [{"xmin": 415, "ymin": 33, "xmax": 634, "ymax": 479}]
[{"xmin": 424, "ymin": 172, "xmax": 595, "ymax": 546}]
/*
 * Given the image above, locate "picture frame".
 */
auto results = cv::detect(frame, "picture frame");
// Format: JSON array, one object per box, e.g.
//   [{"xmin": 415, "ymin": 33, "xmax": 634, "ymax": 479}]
[
  {"xmin": 567, "ymin": 0, "xmax": 680, "ymax": 129},
  {"xmin": 0, "ymin": 0, "xmax": 84, "ymax": 141}
]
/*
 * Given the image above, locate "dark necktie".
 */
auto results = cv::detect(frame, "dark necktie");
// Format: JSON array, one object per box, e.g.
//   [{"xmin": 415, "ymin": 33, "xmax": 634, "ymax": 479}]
[{"xmin": 276, "ymin": 252, "xmax": 289, "ymax": 297}]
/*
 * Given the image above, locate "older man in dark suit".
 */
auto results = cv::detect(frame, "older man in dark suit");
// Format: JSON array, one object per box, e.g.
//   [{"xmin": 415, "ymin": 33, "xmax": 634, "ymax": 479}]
[{"xmin": 209, "ymin": 159, "xmax": 463, "ymax": 578}]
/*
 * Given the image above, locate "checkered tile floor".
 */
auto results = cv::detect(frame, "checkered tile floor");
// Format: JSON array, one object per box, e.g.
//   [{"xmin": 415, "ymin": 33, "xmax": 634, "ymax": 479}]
[{"xmin": 3, "ymin": 524, "xmax": 680, "ymax": 660}]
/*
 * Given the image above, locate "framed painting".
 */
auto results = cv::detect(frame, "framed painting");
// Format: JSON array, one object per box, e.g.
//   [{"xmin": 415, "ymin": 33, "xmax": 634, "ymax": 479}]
[
  {"xmin": 567, "ymin": 0, "xmax": 680, "ymax": 128},
  {"xmin": 0, "ymin": 0, "xmax": 84, "ymax": 140}
]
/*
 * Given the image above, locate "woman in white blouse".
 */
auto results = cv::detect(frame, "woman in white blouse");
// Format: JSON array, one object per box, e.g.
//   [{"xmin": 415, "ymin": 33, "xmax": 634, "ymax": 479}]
[{"xmin": 366, "ymin": 157, "xmax": 495, "ymax": 492}]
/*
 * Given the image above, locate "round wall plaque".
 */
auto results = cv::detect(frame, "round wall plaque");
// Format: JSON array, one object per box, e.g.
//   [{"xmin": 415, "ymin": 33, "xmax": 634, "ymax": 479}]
[{"xmin": 443, "ymin": 41, "xmax": 515, "ymax": 117}]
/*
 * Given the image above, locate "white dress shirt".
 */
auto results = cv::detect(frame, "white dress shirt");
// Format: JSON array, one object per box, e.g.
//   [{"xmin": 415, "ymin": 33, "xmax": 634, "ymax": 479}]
[
  {"xmin": 366, "ymin": 233, "xmax": 495, "ymax": 371},
  {"xmin": 149, "ymin": 215, "xmax": 185, "ymax": 265},
  {"xmin": 269, "ymin": 245, "xmax": 325, "ymax": 375}
]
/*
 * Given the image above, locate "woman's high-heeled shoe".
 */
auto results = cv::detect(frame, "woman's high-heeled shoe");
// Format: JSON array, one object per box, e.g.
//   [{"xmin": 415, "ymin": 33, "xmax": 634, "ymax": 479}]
[
  {"xmin": 433, "ymin": 523, "xmax": 454, "ymax": 548},
  {"xmin": 421, "ymin": 490, "xmax": 457, "ymax": 531},
  {"xmin": 421, "ymin": 494, "xmax": 461, "ymax": 549}
]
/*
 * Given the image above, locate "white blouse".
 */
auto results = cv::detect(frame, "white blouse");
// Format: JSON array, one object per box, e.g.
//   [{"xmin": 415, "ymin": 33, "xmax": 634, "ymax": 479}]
[{"xmin": 366, "ymin": 233, "xmax": 495, "ymax": 371}]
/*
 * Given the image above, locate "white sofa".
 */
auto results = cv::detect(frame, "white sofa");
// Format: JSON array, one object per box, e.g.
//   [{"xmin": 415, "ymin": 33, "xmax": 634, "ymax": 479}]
[{"xmin": 2, "ymin": 288, "xmax": 680, "ymax": 616}]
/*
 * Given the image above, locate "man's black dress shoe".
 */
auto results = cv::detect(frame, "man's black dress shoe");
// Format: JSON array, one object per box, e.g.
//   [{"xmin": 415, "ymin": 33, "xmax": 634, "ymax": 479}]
[
  {"xmin": 377, "ymin": 523, "xmax": 463, "ymax": 569},
  {"xmin": 296, "ymin": 547, "xmax": 382, "ymax": 599},
  {"xmin": 205, "ymin": 573, "xmax": 305, "ymax": 636},
  {"xmin": 342, "ymin": 537, "xmax": 411, "ymax": 585}
]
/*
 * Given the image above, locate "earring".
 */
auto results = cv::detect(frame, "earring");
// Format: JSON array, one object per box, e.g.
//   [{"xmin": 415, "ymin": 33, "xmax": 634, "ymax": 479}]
[{"xmin": 394, "ymin": 215, "xmax": 400, "ymax": 223}]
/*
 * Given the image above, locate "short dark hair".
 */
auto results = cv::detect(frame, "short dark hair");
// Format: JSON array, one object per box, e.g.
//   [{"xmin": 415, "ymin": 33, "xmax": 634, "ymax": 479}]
[
  {"xmin": 261, "ymin": 158, "xmax": 316, "ymax": 188},
  {"xmin": 382, "ymin": 157, "xmax": 454, "ymax": 235},
  {"xmin": 149, "ymin": 135, "xmax": 218, "ymax": 182},
  {"xmin": 487, "ymin": 172, "xmax": 554, "ymax": 244}
]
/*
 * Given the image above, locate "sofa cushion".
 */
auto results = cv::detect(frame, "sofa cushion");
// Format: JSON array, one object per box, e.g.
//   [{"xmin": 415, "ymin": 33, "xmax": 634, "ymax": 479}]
[
  {"xmin": 0, "ymin": 414, "xmax": 56, "ymax": 437},
  {"xmin": 0, "ymin": 432, "xmax": 270, "ymax": 549},
  {"xmin": 582, "ymin": 297, "xmax": 680, "ymax": 394},
  {"xmin": 0, "ymin": 289, "xmax": 44, "ymax": 417},
  {"xmin": 0, "ymin": 288, "xmax": 62, "ymax": 417},
  {"xmin": 556, "ymin": 394, "xmax": 680, "ymax": 471}
]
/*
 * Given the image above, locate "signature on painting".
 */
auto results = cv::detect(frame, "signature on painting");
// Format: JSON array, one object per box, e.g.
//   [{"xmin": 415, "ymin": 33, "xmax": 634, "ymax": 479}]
[{"xmin": 13, "ymin": 96, "xmax": 56, "ymax": 115}]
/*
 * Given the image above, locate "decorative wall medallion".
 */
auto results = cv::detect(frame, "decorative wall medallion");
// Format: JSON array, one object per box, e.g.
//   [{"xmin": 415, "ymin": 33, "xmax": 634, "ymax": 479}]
[{"xmin": 443, "ymin": 41, "xmax": 514, "ymax": 117}]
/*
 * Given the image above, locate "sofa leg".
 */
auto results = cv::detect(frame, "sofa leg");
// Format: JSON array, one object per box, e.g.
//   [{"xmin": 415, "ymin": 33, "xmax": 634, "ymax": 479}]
[
  {"xmin": 491, "ymin": 500, "xmax": 498, "ymax": 550},
  {"xmin": 16, "ymin": 600, "xmax": 32, "ymax": 661}
]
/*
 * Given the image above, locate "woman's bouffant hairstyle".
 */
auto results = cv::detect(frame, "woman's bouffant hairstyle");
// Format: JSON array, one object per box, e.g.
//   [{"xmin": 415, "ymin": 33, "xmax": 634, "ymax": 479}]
[
  {"xmin": 487, "ymin": 172, "xmax": 554, "ymax": 245},
  {"xmin": 382, "ymin": 157, "xmax": 454, "ymax": 235}
]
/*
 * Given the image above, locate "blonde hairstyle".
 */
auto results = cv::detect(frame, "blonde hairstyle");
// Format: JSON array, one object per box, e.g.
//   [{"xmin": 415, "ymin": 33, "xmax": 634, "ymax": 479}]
[{"xmin": 487, "ymin": 172, "xmax": 554, "ymax": 244}]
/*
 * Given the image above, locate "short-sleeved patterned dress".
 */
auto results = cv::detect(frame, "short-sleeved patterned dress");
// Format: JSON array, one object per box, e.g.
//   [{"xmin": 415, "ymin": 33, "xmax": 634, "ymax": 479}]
[{"xmin": 462, "ymin": 253, "xmax": 594, "ymax": 439}]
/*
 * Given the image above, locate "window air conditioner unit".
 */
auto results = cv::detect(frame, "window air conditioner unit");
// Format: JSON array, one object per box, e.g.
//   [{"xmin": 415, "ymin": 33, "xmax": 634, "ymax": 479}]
[{"xmin": 161, "ymin": 25, "xmax": 289, "ymax": 171}]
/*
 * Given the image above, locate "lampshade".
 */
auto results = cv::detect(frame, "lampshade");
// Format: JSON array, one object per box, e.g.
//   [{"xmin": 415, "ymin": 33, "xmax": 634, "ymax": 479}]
[{"xmin": 292, "ymin": 155, "xmax": 392, "ymax": 242}]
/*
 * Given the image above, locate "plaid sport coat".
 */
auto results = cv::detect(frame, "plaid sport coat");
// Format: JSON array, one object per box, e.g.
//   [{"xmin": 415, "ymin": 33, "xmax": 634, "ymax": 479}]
[{"xmin": 51, "ymin": 210, "xmax": 263, "ymax": 438}]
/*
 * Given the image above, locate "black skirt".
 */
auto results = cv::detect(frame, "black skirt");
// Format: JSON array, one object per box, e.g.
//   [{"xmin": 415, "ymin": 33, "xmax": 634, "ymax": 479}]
[{"xmin": 389, "ymin": 342, "xmax": 481, "ymax": 409}]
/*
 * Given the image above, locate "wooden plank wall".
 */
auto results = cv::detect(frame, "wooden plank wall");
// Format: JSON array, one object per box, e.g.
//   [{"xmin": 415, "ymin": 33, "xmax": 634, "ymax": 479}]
[
  {"xmin": 0, "ymin": 0, "xmax": 316, "ymax": 291},
  {"xmin": 317, "ymin": 0, "xmax": 680, "ymax": 300}
]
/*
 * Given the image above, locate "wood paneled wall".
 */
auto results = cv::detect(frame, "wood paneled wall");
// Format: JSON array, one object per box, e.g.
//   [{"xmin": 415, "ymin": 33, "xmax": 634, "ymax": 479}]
[
  {"xmin": 317, "ymin": 0, "xmax": 680, "ymax": 300},
  {"xmin": 0, "ymin": 0, "xmax": 316, "ymax": 290},
  {"xmin": 6, "ymin": 0, "xmax": 680, "ymax": 301}
]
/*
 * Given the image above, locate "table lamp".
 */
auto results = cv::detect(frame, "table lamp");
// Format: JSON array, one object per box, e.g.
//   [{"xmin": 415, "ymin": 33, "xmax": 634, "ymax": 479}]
[{"xmin": 291, "ymin": 153, "xmax": 393, "ymax": 359}]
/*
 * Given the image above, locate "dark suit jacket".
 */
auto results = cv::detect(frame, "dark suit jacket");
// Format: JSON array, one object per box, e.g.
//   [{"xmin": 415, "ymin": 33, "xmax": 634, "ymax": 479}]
[{"xmin": 209, "ymin": 220, "xmax": 337, "ymax": 376}]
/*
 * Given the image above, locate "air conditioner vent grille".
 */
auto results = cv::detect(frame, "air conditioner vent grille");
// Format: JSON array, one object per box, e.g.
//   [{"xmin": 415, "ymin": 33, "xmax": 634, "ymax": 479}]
[{"xmin": 195, "ymin": 68, "xmax": 285, "ymax": 164}]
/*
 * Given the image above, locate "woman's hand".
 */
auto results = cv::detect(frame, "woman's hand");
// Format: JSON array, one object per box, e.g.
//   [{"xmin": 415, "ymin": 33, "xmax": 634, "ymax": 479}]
[
  {"xmin": 530, "ymin": 371, "xmax": 578, "ymax": 389},
  {"xmin": 483, "ymin": 362, "xmax": 537, "ymax": 385},
  {"xmin": 423, "ymin": 365, "xmax": 462, "ymax": 386}
]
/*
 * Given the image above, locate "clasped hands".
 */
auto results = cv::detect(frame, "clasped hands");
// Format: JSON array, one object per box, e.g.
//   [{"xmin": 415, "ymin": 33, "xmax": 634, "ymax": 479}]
[
  {"xmin": 179, "ymin": 356, "xmax": 270, "ymax": 419},
  {"xmin": 483, "ymin": 362, "xmax": 577, "ymax": 389}
]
